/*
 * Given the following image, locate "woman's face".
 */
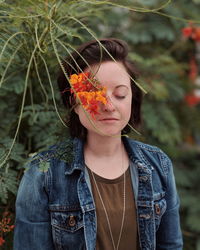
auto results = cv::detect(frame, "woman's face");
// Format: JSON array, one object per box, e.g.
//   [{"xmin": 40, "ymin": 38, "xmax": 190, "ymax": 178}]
[{"xmin": 75, "ymin": 61, "xmax": 132, "ymax": 137}]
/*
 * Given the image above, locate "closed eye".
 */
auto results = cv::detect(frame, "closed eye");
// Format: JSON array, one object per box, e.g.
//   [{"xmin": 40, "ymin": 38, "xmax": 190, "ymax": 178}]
[{"xmin": 115, "ymin": 95, "xmax": 126, "ymax": 99}]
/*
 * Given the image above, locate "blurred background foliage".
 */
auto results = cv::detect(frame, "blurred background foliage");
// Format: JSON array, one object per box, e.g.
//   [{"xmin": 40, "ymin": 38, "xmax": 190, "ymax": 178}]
[{"xmin": 0, "ymin": 0, "xmax": 200, "ymax": 249}]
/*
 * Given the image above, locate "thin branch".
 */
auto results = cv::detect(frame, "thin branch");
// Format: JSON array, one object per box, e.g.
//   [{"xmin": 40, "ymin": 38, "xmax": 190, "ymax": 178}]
[
  {"xmin": 0, "ymin": 32, "xmax": 25, "ymax": 64},
  {"xmin": 40, "ymin": 53, "xmax": 68, "ymax": 128},
  {"xmin": 35, "ymin": 23, "xmax": 46, "ymax": 53},
  {"xmin": 0, "ymin": 43, "xmax": 23, "ymax": 87},
  {"xmin": 80, "ymin": 0, "xmax": 172, "ymax": 13},
  {"xmin": 33, "ymin": 56, "xmax": 49, "ymax": 106}
]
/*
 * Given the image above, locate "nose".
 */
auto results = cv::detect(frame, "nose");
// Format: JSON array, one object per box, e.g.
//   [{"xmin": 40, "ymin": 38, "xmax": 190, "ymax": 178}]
[{"xmin": 103, "ymin": 96, "xmax": 115, "ymax": 112}]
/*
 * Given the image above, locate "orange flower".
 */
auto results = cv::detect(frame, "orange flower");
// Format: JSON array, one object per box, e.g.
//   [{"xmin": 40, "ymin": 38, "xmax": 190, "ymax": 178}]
[{"xmin": 69, "ymin": 73, "xmax": 107, "ymax": 118}]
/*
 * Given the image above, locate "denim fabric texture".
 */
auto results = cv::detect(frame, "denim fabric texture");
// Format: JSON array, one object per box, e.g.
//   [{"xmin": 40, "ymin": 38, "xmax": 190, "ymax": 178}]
[{"xmin": 14, "ymin": 137, "xmax": 183, "ymax": 250}]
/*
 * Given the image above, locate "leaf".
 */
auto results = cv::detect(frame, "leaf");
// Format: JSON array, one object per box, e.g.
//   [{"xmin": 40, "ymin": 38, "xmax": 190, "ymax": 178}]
[
  {"xmin": 0, "ymin": 167, "xmax": 18, "ymax": 203},
  {"xmin": 38, "ymin": 160, "xmax": 50, "ymax": 173}
]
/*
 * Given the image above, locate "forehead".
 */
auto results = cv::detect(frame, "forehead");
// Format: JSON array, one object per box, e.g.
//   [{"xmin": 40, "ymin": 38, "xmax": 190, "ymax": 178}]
[{"xmin": 85, "ymin": 61, "xmax": 131, "ymax": 88}]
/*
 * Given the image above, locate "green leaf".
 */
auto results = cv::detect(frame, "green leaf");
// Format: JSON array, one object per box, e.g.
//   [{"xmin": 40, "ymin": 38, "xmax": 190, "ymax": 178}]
[{"xmin": 38, "ymin": 160, "xmax": 50, "ymax": 173}]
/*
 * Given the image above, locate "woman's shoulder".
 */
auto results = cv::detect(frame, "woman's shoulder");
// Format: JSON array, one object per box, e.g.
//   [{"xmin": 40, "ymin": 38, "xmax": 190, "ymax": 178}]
[
  {"xmin": 124, "ymin": 137, "xmax": 173, "ymax": 175},
  {"xmin": 124, "ymin": 137, "xmax": 164, "ymax": 155}
]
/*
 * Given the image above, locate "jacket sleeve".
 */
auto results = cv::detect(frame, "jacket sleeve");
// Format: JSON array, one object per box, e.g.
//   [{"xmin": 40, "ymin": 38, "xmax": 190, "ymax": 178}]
[
  {"xmin": 13, "ymin": 158, "xmax": 55, "ymax": 250},
  {"xmin": 156, "ymin": 153, "xmax": 183, "ymax": 250}
]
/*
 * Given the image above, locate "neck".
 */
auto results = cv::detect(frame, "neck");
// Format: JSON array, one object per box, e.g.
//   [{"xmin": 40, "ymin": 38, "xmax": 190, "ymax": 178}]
[
  {"xmin": 84, "ymin": 132, "xmax": 129, "ymax": 179},
  {"xmin": 85, "ymin": 132, "xmax": 123, "ymax": 157}
]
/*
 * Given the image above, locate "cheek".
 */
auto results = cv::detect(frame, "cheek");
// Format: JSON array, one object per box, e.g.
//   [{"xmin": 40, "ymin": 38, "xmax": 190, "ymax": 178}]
[
  {"xmin": 75, "ymin": 106, "xmax": 93, "ymax": 129},
  {"xmin": 123, "ymin": 97, "xmax": 132, "ymax": 117}
]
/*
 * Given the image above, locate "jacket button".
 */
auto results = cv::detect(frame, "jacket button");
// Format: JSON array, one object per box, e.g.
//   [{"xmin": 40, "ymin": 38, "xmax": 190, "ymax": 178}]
[
  {"xmin": 68, "ymin": 215, "xmax": 76, "ymax": 227},
  {"xmin": 155, "ymin": 204, "xmax": 161, "ymax": 215},
  {"xmin": 139, "ymin": 176, "xmax": 148, "ymax": 182}
]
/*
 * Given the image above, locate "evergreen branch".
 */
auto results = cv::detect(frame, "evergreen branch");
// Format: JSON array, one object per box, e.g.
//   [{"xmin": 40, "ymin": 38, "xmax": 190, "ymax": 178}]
[
  {"xmin": 2, "ymin": 68, "xmax": 24, "ymax": 86},
  {"xmin": 0, "ymin": 28, "xmax": 49, "ymax": 168},
  {"xmin": 73, "ymin": 0, "xmax": 200, "ymax": 24},
  {"xmin": 50, "ymin": 19, "xmax": 82, "ymax": 40},
  {"xmin": 55, "ymin": 37, "xmax": 85, "ymax": 73},
  {"xmin": 49, "ymin": 19, "xmax": 69, "ymax": 82},
  {"xmin": 63, "ymin": 42, "xmax": 92, "ymax": 71},
  {"xmin": 54, "ymin": 38, "xmax": 79, "ymax": 73},
  {"xmin": 127, "ymin": 123, "xmax": 141, "ymax": 136},
  {"xmin": 33, "ymin": 56, "xmax": 49, "ymax": 106},
  {"xmin": 69, "ymin": 15, "xmax": 147, "ymax": 94},
  {"xmin": 29, "ymin": 81, "xmax": 36, "ymax": 118},
  {"xmin": 0, "ymin": 51, "xmax": 32, "ymax": 168},
  {"xmin": 0, "ymin": 14, "xmax": 43, "ymax": 19},
  {"xmin": 35, "ymin": 23, "xmax": 46, "ymax": 53},
  {"xmin": 80, "ymin": 0, "xmax": 172, "ymax": 13},
  {"xmin": 40, "ymin": 53, "xmax": 68, "ymax": 128},
  {"xmin": 0, "ymin": 43, "xmax": 23, "ymax": 87},
  {"xmin": 137, "ymin": 0, "xmax": 172, "ymax": 12},
  {"xmin": 0, "ymin": 31, "xmax": 25, "ymax": 65}
]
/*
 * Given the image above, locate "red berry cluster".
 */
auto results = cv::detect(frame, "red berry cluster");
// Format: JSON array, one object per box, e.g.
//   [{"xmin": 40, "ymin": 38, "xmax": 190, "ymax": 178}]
[
  {"xmin": 182, "ymin": 25, "xmax": 200, "ymax": 42},
  {"xmin": 0, "ymin": 212, "xmax": 15, "ymax": 247}
]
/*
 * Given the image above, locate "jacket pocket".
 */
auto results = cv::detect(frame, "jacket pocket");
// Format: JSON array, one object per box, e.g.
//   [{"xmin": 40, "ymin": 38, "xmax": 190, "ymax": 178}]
[
  {"xmin": 153, "ymin": 192, "xmax": 167, "ymax": 231},
  {"xmin": 49, "ymin": 204, "xmax": 86, "ymax": 250}
]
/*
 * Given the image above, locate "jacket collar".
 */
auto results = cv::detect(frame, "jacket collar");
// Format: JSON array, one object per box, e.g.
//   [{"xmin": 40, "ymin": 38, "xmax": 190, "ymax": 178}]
[
  {"xmin": 64, "ymin": 136, "xmax": 152, "ymax": 175},
  {"xmin": 64, "ymin": 137, "xmax": 85, "ymax": 175}
]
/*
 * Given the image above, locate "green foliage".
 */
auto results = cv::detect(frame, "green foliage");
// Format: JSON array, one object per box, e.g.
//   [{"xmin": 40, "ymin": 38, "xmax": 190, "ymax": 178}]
[
  {"xmin": 0, "ymin": 167, "xmax": 18, "ymax": 203},
  {"xmin": 0, "ymin": 0, "xmax": 106, "ymax": 204},
  {"xmin": 1, "ymin": 0, "xmax": 200, "ymax": 249}
]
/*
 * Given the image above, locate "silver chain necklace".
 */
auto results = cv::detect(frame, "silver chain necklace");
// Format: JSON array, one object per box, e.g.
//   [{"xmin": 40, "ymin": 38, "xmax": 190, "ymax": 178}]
[{"xmin": 90, "ymin": 147, "xmax": 126, "ymax": 250}]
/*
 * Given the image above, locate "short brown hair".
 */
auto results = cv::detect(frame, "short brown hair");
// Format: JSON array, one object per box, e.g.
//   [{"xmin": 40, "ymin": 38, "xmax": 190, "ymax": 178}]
[{"xmin": 57, "ymin": 38, "xmax": 143, "ymax": 140}]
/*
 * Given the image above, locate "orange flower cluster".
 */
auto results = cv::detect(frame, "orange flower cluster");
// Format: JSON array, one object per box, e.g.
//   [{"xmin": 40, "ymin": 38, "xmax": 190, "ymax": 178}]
[
  {"xmin": 69, "ymin": 72, "xmax": 107, "ymax": 118},
  {"xmin": 0, "ymin": 213, "xmax": 15, "ymax": 246},
  {"xmin": 182, "ymin": 25, "xmax": 200, "ymax": 42}
]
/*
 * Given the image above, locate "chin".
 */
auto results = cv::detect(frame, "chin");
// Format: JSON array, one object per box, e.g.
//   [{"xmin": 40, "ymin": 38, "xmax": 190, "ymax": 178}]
[
  {"xmin": 95, "ymin": 128, "xmax": 122, "ymax": 137},
  {"xmin": 84, "ymin": 122, "xmax": 127, "ymax": 137}
]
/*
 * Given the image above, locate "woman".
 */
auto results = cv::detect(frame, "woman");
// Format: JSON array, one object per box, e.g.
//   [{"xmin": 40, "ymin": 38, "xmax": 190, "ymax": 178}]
[{"xmin": 14, "ymin": 38, "xmax": 183, "ymax": 250}]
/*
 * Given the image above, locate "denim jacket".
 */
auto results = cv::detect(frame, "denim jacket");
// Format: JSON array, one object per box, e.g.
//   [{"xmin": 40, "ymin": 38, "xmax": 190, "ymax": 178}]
[{"xmin": 14, "ymin": 137, "xmax": 183, "ymax": 250}]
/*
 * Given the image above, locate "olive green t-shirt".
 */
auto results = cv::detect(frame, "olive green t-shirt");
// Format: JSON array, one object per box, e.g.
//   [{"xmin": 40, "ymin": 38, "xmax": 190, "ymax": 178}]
[{"xmin": 88, "ymin": 167, "xmax": 138, "ymax": 250}]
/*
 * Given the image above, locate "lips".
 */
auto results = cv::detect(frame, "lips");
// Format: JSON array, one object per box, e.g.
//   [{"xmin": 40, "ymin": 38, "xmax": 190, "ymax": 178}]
[{"xmin": 98, "ymin": 118, "xmax": 119, "ymax": 122}]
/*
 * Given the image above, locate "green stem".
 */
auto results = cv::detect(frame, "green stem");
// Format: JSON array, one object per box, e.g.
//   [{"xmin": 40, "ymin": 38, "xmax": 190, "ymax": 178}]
[
  {"xmin": 33, "ymin": 56, "xmax": 49, "ymax": 106},
  {"xmin": 80, "ymin": 0, "xmax": 171, "ymax": 13},
  {"xmin": 0, "ymin": 43, "xmax": 23, "ymax": 87},
  {"xmin": 39, "ymin": 53, "xmax": 68, "ymax": 128},
  {"xmin": 0, "ymin": 32, "xmax": 25, "ymax": 64},
  {"xmin": 0, "ymin": 28, "xmax": 50, "ymax": 168}
]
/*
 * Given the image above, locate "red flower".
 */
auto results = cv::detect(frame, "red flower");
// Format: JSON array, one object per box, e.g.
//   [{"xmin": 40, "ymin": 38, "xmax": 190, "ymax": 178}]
[
  {"xmin": 182, "ymin": 27, "xmax": 193, "ymax": 38},
  {"xmin": 0, "ymin": 213, "xmax": 15, "ymax": 233},
  {"xmin": 182, "ymin": 25, "xmax": 200, "ymax": 42},
  {"xmin": 192, "ymin": 27, "xmax": 200, "ymax": 42},
  {"xmin": 69, "ymin": 73, "xmax": 107, "ymax": 118},
  {"xmin": 185, "ymin": 94, "xmax": 200, "ymax": 106}
]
